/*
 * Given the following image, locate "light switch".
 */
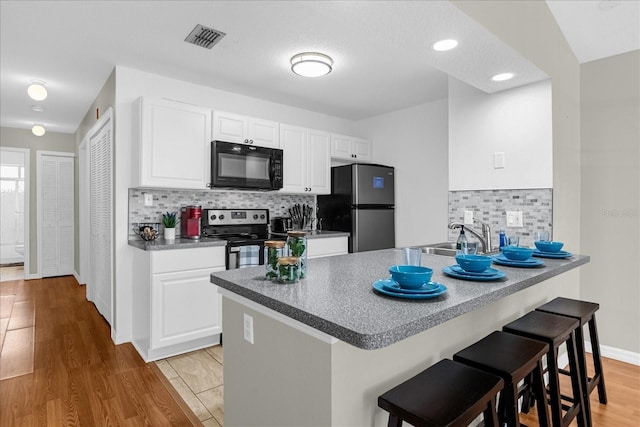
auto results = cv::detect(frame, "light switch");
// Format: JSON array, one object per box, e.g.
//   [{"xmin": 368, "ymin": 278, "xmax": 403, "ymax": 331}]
[
  {"xmin": 144, "ymin": 193, "xmax": 153, "ymax": 207},
  {"xmin": 494, "ymin": 152, "xmax": 505, "ymax": 169},
  {"xmin": 506, "ymin": 211, "xmax": 523, "ymax": 227}
]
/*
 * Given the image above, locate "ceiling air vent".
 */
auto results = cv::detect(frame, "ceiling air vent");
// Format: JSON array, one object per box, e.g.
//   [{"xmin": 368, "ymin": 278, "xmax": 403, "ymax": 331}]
[{"xmin": 185, "ymin": 24, "xmax": 226, "ymax": 49}]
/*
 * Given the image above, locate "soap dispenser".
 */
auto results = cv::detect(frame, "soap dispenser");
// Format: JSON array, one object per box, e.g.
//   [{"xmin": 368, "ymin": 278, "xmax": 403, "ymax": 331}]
[
  {"xmin": 499, "ymin": 227, "xmax": 506, "ymax": 248},
  {"xmin": 456, "ymin": 225, "xmax": 468, "ymax": 250}
]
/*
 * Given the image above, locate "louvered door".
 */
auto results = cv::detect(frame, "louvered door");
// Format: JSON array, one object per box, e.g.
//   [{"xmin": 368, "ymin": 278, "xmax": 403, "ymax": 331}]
[{"xmin": 38, "ymin": 152, "xmax": 74, "ymax": 278}]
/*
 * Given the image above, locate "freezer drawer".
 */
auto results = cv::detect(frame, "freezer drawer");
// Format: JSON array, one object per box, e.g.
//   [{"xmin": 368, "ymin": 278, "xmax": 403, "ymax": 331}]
[{"xmin": 352, "ymin": 208, "xmax": 395, "ymax": 252}]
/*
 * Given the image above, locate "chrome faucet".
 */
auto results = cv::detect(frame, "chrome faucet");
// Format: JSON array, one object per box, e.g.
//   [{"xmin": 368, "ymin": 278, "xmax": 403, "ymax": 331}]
[{"xmin": 448, "ymin": 221, "xmax": 493, "ymax": 254}]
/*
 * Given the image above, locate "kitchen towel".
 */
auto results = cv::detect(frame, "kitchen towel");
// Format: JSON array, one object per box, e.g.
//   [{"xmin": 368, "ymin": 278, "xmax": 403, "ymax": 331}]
[{"xmin": 238, "ymin": 245, "xmax": 261, "ymax": 268}]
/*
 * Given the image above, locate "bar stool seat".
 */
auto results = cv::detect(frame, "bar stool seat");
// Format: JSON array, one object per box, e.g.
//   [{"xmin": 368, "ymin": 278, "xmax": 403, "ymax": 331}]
[
  {"xmin": 503, "ymin": 311, "xmax": 588, "ymax": 427},
  {"xmin": 453, "ymin": 331, "xmax": 550, "ymax": 427},
  {"xmin": 536, "ymin": 297, "xmax": 607, "ymax": 412},
  {"xmin": 378, "ymin": 359, "xmax": 504, "ymax": 427}
]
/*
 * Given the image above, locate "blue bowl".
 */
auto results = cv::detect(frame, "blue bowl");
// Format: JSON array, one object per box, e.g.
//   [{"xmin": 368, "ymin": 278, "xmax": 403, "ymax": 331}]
[
  {"xmin": 501, "ymin": 245, "xmax": 534, "ymax": 261},
  {"xmin": 534, "ymin": 241, "xmax": 564, "ymax": 253},
  {"xmin": 389, "ymin": 265, "xmax": 433, "ymax": 289},
  {"xmin": 455, "ymin": 254, "xmax": 492, "ymax": 273}
]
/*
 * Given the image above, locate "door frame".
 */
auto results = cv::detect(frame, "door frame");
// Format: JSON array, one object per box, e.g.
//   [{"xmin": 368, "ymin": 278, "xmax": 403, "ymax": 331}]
[{"xmin": 0, "ymin": 147, "xmax": 30, "ymax": 279}]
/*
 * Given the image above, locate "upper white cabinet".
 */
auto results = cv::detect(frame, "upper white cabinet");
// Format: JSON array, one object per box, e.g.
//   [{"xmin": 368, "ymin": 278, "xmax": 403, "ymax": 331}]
[
  {"xmin": 280, "ymin": 124, "xmax": 331, "ymax": 194},
  {"xmin": 331, "ymin": 133, "xmax": 373, "ymax": 162},
  {"xmin": 133, "ymin": 97, "xmax": 212, "ymax": 189},
  {"xmin": 213, "ymin": 111, "xmax": 280, "ymax": 148}
]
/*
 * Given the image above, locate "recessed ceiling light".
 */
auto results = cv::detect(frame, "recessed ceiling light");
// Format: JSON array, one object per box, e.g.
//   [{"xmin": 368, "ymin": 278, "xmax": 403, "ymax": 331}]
[
  {"xmin": 491, "ymin": 72, "xmax": 515, "ymax": 82},
  {"xmin": 32, "ymin": 124, "xmax": 46, "ymax": 136},
  {"xmin": 27, "ymin": 80, "xmax": 48, "ymax": 101},
  {"xmin": 31, "ymin": 105, "xmax": 45, "ymax": 112},
  {"xmin": 433, "ymin": 39, "xmax": 459, "ymax": 52},
  {"xmin": 290, "ymin": 52, "xmax": 333, "ymax": 77}
]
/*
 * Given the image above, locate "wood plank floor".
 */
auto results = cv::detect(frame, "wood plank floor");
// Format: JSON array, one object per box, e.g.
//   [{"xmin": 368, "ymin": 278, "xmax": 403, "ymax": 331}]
[{"xmin": 0, "ymin": 276, "xmax": 200, "ymax": 426}]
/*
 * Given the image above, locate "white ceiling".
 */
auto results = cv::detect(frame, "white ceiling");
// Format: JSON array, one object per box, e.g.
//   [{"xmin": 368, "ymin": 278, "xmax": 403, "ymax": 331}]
[{"xmin": 0, "ymin": 1, "xmax": 635, "ymax": 135}]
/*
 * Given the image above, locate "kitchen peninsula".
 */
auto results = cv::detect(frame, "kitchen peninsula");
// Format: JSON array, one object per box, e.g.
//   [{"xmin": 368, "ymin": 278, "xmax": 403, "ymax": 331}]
[{"xmin": 210, "ymin": 249, "xmax": 589, "ymax": 427}]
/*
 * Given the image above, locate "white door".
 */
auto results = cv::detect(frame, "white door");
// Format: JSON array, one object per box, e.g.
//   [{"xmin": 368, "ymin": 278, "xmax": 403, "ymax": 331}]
[
  {"xmin": 89, "ymin": 111, "xmax": 113, "ymax": 324},
  {"xmin": 37, "ymin": 151, "xmax": 74, "ymax": 277}
]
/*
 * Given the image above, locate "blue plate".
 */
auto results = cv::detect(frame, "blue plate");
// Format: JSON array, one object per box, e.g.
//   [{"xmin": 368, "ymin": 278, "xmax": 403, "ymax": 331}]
[
  {"xmin": 372, "ymin": 279, "xmax": 447, "ymax": 299},
  {"xmin": 532, "ymin": 249, "xmax": 573, "ymax": 259},
  {"xmin": 443, "ymin": 266, "xmax": 506, "ymax": 281},
  {"xmin": 491, "ymin": 254, "xmax": 545, "ymax": 268},
  {"xmin": 380, "ymin": 279, "xmax": 443, "ymax": 294},
  {"xmin": 449, "ymin": 265, "xmax": 500, "ymax": 277}
]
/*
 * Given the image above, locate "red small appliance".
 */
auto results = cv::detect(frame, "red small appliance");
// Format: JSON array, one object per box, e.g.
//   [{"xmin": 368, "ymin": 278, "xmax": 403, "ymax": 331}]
[{"xmin": 181, "ymin": 205, "xmax": 202, "ymax": 239}]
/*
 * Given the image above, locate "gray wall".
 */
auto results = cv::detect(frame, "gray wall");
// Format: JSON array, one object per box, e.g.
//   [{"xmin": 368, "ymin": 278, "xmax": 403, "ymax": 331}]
[
  {"xmin": 0, "ymin": 126, "xmax": 76, "ymax": 275},
  {"xmin": 581, "ymin": 50, "xmax": 640, "ymax": 354}
]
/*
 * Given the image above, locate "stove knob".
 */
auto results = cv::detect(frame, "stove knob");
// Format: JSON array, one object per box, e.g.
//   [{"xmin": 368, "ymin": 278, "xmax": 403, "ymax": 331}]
[
  {"xmin": 253, "ymin": 214, "xmax": 259, "ymax": 220},
  {"xmin": 210, "ymin": 214, "xmax": 217, "ymax": 221},
  {"xmin": 260, "ymin": 214, "xmax": 265, "ymax": 219},
  {"xmin": 219, "ymin": 214, "xmax": 225, "ymax": 220}
]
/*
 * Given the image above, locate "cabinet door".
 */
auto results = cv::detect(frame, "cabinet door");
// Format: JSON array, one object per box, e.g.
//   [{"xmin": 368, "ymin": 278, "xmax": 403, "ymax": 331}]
[
  {"xmin": 139, "ymin": 98, "xmax": 212, "ymax": 189},
  {"xmin": 307, "ymin": 236, "xmax": 348, "ymax": 259},
  {"xmin": 352, "ymin": 137, "xmax": 372, "ymax": 162},
  {"xmin": 248, "ymin": 118, "xmax": 280, "ymax": 148},
  {"xmin": 306, "ymin": 130, "xmax": 331, "ymax": 194},
  {"xmin": 331, "ymin": 134, "xmax": 354, "ymax": 160},
  {"xmin": 280, "ymin": 124, "xmax": 307, "ymax": 193},
  {"xmin": 151, "ymin": 266, "xmax": 224, "ymax": 349},
  {"xmin": 212, "ymin": 111, "xmax": 248, "ymax": 143}
]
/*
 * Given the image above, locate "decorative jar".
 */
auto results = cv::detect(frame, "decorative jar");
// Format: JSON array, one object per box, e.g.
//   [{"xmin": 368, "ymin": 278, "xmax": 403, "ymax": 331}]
[
  {"xmin": 264, "ymin": 240, "xmax": 286, "ymax": 280},
  {"xmin": 286, "ymin": 231, "xmax": 307, "ymax": 278},
  {"xmin": 277, "ymin": 256, "xmax": 300, "ymax": 283}
]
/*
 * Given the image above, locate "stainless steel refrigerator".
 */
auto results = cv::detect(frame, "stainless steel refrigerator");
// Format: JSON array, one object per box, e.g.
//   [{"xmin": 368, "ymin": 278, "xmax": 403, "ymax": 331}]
[{"xmin": 317, "ymin": 164, "xmax": 395, "ymax": 253}]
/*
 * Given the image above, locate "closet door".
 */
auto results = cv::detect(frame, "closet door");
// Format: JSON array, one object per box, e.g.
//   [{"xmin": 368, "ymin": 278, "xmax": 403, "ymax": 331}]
[
  {"xmin": 38, "ymin": 152, "xmax": 74, "ymax": 278},
  {"xmin": 89, "ymin": 116, "xmax": 113, "ymax": 324}
]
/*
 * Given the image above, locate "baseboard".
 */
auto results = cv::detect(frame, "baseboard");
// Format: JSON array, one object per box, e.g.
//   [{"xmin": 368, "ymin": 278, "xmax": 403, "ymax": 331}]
[
  {"xmin": 73, "ymin": 270, "xmax": 86, "ymax": 285},
  {"xmin": 586, "ymin": 341, "xmax": 640, "ymax": 366},
  {"xmin": 25, "ymin": 273, "xmax": 41, "ymax": 280}
]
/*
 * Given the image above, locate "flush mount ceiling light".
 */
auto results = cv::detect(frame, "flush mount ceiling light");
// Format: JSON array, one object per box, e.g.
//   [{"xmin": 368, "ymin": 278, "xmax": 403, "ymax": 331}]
[
  {"xmin": 491, "ymin": 72, "xmax": 515, "ymax": 82},
  {"xmin": 432, "ymin": 39, "xmax": 459, "ymax": 52},
  {"xmin": 290, "ymin": 52, "xmax": 333, "ymax": 77},
  {"xmin": 32, "ymin": 124, "xmax": 46, "ymax": 136},
  {"xmin": 27, "ymin": 80, "xmax": 48, "ymax": 101}
]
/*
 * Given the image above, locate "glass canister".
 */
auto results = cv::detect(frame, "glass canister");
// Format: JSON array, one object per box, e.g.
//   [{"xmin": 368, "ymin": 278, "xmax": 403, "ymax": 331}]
[
  {"xmin": 277, "ymin": 256, "xmax": 300, "ymax": 283},
  {"xmin": 264, "ymin": 240, "xmax": 286, "ymax": 280},
  {"xmin": 286, "ymin": 231, "xmax": 307, "ymax": 279}
]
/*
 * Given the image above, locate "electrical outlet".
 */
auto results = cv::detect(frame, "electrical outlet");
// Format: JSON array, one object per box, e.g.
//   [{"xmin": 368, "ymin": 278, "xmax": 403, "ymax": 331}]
[
  {"xmin": 506, "ymin": 211, "xmax": 523, "ymax": 227},
  {"xmin": 144, "ymin": 193, "xmax": 153, "ymax": 207},
  {"xmin": 464, "ymin": 210, "xmax": 474, "ymax": 225},
  {"xmin": 243, "ymin": 313, "xmax": 254, "ymax": 344},
  {"xmin": 494, "ymin": 152, "xmax": 505, "ymax": 169}
]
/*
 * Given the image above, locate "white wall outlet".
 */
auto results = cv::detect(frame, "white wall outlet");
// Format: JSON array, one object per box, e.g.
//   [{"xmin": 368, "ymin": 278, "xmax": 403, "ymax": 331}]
[
  {"xmin": 506, "ymin": 211, "xmax": 523, "ymax": 227},
  {"xmin": 144, "ymin": 193, "xmax": 153, "ymax": 207},
  {"xmin": 494, "ymin": 152, "xmax": 505, "ymax": 169},
  {"xmin": 243, "ymin": 313, "xmax": 254, "ymax": 344},
  {"xmin": 464, "ymin": 210, "xmax": 474, "ymax": 224}
]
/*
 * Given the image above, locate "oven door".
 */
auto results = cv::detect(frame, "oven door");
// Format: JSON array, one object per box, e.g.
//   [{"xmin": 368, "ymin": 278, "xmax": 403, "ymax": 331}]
[
  {"xmin": 226, "ymin": 241, "xmax": 266, "ymax": 270},
  {"xmin": 211, "ymin": 140, "xmax": 283, "ymax": 190}
]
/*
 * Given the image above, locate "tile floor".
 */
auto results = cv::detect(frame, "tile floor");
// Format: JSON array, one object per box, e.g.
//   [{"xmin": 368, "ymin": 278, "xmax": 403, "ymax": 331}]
[
  {"xmin": 0, "ymin": 278, "xmax": 35, "ymax": 380},
  {"xmin": 156, "ymin": 345, "xmax": 224, "ymax": 427}
]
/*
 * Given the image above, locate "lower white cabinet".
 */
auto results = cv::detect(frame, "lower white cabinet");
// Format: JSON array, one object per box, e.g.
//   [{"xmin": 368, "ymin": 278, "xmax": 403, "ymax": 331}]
[
  {"xmin": 132, "ymin": 246, "xmax": 226, "ymax": 362},
  {"xmin": 307, "ymin": 236, "xmax": 349, "ymax": 259}
]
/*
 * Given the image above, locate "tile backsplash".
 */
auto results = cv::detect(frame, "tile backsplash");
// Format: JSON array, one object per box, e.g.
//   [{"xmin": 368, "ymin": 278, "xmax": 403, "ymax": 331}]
[
  {"xmin": 448, "ymin": 188, "xmax": 553, "ymax": 248},
  {"xmin": 129, "ymin": 188, "xmax": 314, "ymax": 238}
]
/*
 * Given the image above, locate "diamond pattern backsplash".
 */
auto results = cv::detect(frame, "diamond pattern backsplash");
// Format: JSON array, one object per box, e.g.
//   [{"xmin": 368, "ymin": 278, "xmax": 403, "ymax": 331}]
[
  {"xmin": 129, "ymin": 188, "xmax": 315, "ymax": 238},
  {"xmin": 448, "ymin": 188, "xmax": 553, "ymax": 248}
]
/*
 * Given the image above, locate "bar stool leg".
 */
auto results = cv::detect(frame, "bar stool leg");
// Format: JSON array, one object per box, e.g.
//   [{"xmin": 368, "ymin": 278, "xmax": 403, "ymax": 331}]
[
  {"xmin": 588, "ymin": 315, "xmax": 608, "ymax": 404},
  {"xmin": 483, "ymin": 395, "xmax": 500, "ymax": 427},
  {"xmin": 532, "ymin": 360, "xmax": 551, "ymax": 427},
  {"xmin": 573, "ymin": 321, "xmax": 592, "ymax": 427},
  {"xmin": 546, "ymin": 343, "xmax": 563, "ymax": 427},
  {"xmin": 388, "ymin": 413, "xmax": 401, "ymax": 427},
  {"xmin": 567, "ymin": 331, "xmax": 589, "ymax": 427}
]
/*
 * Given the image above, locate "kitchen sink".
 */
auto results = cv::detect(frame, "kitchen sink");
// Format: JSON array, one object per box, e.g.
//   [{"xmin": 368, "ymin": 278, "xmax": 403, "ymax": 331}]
[{"xmin": 418, "ymin": 241, "xmax": 500, "ymax": 257}]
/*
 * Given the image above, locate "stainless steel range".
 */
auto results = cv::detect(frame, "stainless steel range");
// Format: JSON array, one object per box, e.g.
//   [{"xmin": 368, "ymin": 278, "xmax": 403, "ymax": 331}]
[{"xmin": 201, "ymin": 208, "xmax": 271, "ymax": 269}]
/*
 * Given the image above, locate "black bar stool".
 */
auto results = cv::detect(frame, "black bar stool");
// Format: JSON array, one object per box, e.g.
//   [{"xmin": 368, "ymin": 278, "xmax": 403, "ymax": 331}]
[
  {"xmin": 378, "ymin": 359, "xmax": 504, "ymax": 427},
  {"xmin": 536, "ymin": 297, "xmax": 607, "ymax": 424},
  {"xmin": 503, "ymin": 311, "xmax": 588, "ymax": 427},
  {"xmin": 453, "ymin": 331, "xmax": 550, "ymax": 427}
]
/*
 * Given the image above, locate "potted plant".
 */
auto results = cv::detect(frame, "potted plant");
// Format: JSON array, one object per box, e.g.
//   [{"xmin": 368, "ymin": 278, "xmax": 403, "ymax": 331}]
[{"xmin": 162, "ymin": 211, "xmax": 178, "ymax": 240}]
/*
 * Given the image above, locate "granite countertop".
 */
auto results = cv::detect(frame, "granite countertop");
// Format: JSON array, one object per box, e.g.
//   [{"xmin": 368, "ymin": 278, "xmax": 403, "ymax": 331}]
[
  {"xmin": 210, "ymin": 249, "xmax": 589, "ymax": 350},
  {"xmin": 129, "ymin": 230, "xmax": 349, "ymax": 251}
]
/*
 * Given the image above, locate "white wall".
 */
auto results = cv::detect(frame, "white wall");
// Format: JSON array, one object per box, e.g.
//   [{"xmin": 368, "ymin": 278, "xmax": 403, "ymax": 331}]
[
  {"xmin": 448, "ymin": 77, "xmax": 552, "ymax": 191},
  {"xmin": 354, "ymin": 100, "xmax": 449, "ymax": 247},
  {"xmin": 112, "ymin": 66, "xmax": 358, "ymax": 343}
]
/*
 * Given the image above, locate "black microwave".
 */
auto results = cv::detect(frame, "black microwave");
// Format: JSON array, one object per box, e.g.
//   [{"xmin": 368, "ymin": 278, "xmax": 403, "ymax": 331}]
[{"xmin": 209, "ymin": 140, "xmax": 283, "ymax": 191}]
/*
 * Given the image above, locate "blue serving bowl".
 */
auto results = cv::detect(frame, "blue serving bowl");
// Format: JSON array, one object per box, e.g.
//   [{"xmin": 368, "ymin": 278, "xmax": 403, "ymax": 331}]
[
  {"xmin": 455, "ymin": 254, "xmax": 492, "ymax": 273},
  {"xmin": 389, "ymin": 265, "xmax": 433, "ymax": 289},
  {"xmin": 534, "ymin": 241, "xmax": 564, "ymax": 253},
  {"xmin": 501, "ymin": 245, "xmax": 534, "ymax": 261}
]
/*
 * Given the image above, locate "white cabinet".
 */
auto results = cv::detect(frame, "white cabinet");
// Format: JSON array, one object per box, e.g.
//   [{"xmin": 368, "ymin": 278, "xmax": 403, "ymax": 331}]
[
  {"xmin": 132, "ymin": 246, "xmax": 226, "ymax": 362},
  {"xmin": 213, "ymin": 111, "xmax": 280, "ymax": 148},
  {"xmin": 307, "ymin": 236, "xmax": 349, "ymax": 259},
  {"xmin": 331, "ymin": 133, "xmax": 373, "ymax": 162},
  {"xmin": 280, "ymin": 124, "xmax": 331, "ymax": 194},
  {"xmin": 133, "ymin": 97, "xmax": 212, "ymax": 189}
]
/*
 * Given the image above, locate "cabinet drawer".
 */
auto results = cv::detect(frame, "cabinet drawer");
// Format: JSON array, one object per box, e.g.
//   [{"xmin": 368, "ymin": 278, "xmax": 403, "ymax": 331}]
[
  {"xmin": 307, "ymin": 236, "xmax": 348, "ymax": 259},
  {"xmin": 152, "ymin": 246, "xmax": 226, "ymax": 274}
]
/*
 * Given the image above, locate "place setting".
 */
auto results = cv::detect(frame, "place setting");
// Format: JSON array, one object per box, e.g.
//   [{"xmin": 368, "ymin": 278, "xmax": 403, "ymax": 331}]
[
  {"xmin": 491, "ymin": 235, "xmax": 545, "ymax": 268},
  {"xmin": 531, "ymin": 231, "xmax": 573, "ymax": 259},
  {"xmin": 443, "ymin": 242, "xmax": 506, "ymax": 281},
  {"xmin": 372, "ymin": 247, "xmax": 448, "ymax": 300}
]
